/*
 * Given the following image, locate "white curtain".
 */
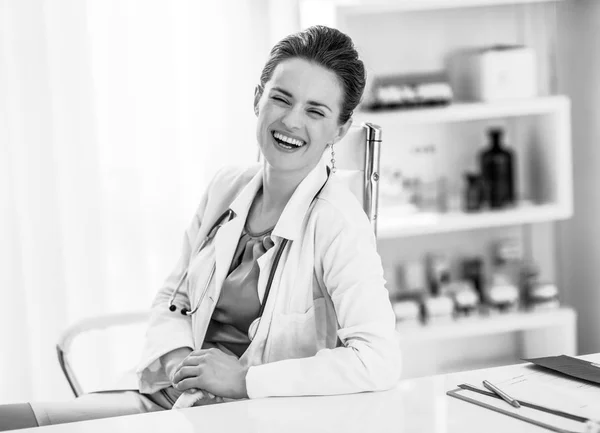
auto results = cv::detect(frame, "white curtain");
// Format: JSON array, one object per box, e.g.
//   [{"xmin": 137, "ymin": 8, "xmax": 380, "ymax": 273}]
[{"xmin": 0, "ymin": 0, "xmax": 296, "ymax": 404}]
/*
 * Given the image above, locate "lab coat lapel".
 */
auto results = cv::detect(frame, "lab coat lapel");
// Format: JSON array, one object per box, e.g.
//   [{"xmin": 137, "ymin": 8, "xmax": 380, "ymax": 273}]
[{"xmin": 213, "ymin": 216, "xmax": 244, "ymax": 299}]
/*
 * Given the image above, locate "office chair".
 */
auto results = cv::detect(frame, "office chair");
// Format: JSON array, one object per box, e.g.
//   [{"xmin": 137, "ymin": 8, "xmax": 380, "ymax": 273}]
[{"xmin": 56, "ymin": 122, "xmax": 382, "ymax": 397}]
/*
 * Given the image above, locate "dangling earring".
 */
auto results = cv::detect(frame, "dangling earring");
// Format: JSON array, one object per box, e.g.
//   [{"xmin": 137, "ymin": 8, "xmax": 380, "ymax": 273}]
[{"xmin": 329, "ymin": 143, "xmax": 336, "ymax": 174}]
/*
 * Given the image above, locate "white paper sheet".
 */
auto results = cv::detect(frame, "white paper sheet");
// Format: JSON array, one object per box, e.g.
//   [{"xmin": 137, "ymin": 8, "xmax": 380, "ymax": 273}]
[
  {"xmin": 487, "ymin": 366, "xmax": 600, "ymax": 419},
  {"xmin": 452, "ymin": 365, "xmax": 600, "ymax": 433}
]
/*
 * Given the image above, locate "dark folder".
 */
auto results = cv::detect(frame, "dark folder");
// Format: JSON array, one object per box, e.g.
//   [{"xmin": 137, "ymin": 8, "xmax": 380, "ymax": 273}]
[{"xmin": 523, "ymin": 355, "xmax": 600, "ymax": 386}]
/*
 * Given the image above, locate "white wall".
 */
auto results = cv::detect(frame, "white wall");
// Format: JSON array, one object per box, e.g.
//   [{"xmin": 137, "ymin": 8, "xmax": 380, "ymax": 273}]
[
  {"xmin": 0, "ymin": 0, "xmax": 274, "ymax": 403},
  {"xmin": 556, "ymin": 0, "xmax": 600, "ymax": 354}
]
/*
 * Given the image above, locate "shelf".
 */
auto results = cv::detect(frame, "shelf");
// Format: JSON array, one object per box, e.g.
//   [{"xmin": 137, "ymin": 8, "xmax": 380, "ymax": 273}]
[
  {"xmin": 334, "ymin": 0, "xmax": 567, "ymax": 14},
  {"xmin": 377, "ymin": 202, "xmax": 571, "ymax": 238},
  {"xmin": 356, "ymin": 96, "xmax": 569, "ymax": 125},
  {"xmin": 437, "ymin": 356, "xmax": 525, "ymax": 376},
  {"xmin": 395, "ymin": 306, "xmax": 575, "ymax": 343}
]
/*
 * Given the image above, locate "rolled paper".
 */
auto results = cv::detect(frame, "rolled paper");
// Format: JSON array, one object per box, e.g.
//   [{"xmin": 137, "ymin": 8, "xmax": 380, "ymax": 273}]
[{"xmin": 172, "ymin": 389, "xmax": 206, "ymax": 409}]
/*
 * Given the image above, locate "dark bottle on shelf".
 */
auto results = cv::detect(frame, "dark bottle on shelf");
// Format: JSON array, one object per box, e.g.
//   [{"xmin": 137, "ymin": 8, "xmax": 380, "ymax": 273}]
[
  {"xmin": 464, "ymin": 172, "xmax": 484, "ymax": 212},
  {"xmin": 480, "ymin": 128, "xmax": 516, "ymax": 209}
]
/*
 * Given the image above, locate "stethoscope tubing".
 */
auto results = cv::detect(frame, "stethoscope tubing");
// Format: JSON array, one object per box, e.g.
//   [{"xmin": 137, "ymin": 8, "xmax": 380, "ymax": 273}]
[
  {"xmin": 257, "ymin": 238, "xmax": 288, "ymax": 318},
  {"xmin": 167, "ymin": 209, "xmax": 233, "ymax": 316}
]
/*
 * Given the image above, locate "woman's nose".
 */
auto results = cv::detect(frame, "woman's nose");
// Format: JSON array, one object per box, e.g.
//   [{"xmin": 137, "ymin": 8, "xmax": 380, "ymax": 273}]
[{"xmin": 281, "ymin": 106, "xmax": 303, "ymax": 130}]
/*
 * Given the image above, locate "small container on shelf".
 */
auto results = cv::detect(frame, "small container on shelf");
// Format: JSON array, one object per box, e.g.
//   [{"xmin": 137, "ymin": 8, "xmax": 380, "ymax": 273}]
[
  {"xmin": 445, "ymin": 178, "xmax": 463, "ymax": 213},
  {"xmin": 392, "ymin": 261, "xmax": 427, "ymax": 326},
  {"xmin": 379, "ymin": 167, "xmax": 418, "ymax": 214},
  {"xmin": 401, "ymin": 259, "xmax": 429, "ymax": 294},
  {"xmin": 492, "ymin": 237, "xmax": 525, "ymax": 300},
  {"xmin": 485, "ymin": 272, "xmax": 520, "ymax": 313},
  {"xmin": 436, "ymin": 177, "xmax": 449, "ymax": 213},
  {"xmin": 392, "ymin": 260, "xmax": 429, "ymax": 324},
  {"xmin": 421, "ymin": 294, "xmax": 455, "ymax": 324},
  {"xmin": 527, "ymin": 282, "xmax": 560, "ymax": 311},
  {"xmin": 426, "ymin": 253, "xmax": 451, "ymax": 296},
  {"xmin": 463, "ymin": 172, "xmax": 484, "ymax": 212},
  {"xmin": 392, "ymin": 299, "xmax": 423, "ymax": 328},
  {"xmin": 461, "ymin": 256, "xmax": 485, "ymax": 299},
  {"xmin": 520, "ymin": 261, "xmax": 560, "ymax": 310},
  {"xmin": 493, "ymin": 237, "xmax": 523, "ymax": 263},
  {"xmin": 441, "ymin": 280, "xmax": 480, "ymax": 317},
  {"xmin": 410, "ymin": 144, "xmax": 441, "ymax": 213}
]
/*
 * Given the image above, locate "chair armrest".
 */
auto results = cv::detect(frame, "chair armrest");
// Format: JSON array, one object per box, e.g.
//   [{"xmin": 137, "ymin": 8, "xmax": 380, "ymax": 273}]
[
  {"xmin": 57, "ymin": 310, "xmax": 151, "ymax": 353},
  {"xmin": 56, "ymin": 310, "xmax": 150, "ymax": 397}
]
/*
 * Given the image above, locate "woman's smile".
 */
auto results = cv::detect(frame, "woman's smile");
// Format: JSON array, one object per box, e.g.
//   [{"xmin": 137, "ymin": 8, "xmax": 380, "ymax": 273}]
[{"xmin": 271, "ymin": 130, "xmax": 307, "ymax": 151}]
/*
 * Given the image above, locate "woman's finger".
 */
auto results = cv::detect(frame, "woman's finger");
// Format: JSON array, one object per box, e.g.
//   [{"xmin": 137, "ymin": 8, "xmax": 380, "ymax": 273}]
[
  {"xmin": 190, "ymin": 347, "xmax": 219, "ymax": 357},
  {"xmin": 180, "ymin": 354, "xmax": 206, "ymax": 367},
  {"xmin": 172, "ymin": 365, "xmax": 201, "ymax": 384},
  {"xmin": 175, "ymin": 376, "xmax": 203, "ymax": 392}
]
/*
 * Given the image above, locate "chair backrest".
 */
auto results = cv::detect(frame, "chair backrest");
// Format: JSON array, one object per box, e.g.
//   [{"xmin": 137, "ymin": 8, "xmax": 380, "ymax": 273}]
[
  {"xmin": 58, "ymin": 122, "xmax": 382, "ymax": 397},
  {"xmin": 325, "ymin": 122, "xmax": 382, "ymax": 235}
]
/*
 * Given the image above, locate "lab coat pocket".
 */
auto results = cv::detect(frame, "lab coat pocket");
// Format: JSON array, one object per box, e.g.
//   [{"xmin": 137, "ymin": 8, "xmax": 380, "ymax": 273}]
[{"xmin": 268, "ymin": 298, "xmax": 327, "ymax": 363}]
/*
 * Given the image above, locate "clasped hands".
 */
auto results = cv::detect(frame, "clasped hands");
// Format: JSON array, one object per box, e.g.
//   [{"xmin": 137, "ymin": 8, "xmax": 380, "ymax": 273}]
[{"xmin": 170, "ymin": 348, "xmax": 249, "ymax": 402}]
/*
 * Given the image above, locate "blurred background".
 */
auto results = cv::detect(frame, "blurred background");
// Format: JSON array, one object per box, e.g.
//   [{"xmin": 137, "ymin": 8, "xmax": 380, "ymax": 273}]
[{"xmin": 1, "ymin": 0, "xmax": 599, "ymax": 405}]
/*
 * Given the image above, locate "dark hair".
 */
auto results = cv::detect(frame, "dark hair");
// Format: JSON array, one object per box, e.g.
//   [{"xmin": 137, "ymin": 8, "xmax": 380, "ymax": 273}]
[{"xmin": 258, "ymin": 25, "xmax": 366, "ymax": 124}]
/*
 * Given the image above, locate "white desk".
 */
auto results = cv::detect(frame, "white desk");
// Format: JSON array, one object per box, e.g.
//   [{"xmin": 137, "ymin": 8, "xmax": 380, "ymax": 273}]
[{"xmin": 23, "ymin": 353, "xmax": 600, "ymax": 433}]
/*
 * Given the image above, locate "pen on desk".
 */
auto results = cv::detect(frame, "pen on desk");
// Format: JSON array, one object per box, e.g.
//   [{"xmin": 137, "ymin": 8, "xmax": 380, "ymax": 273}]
[{"xmin": 482, "ymin": 380, "xmax": 521, "ymax": 408}]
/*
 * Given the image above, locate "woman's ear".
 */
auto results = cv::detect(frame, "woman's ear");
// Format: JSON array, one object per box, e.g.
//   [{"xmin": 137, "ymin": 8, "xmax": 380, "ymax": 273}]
[
  {"xmin": 254, "ymin": 85, "xmax": 263, "ymax": 117},
  {"xmin": 332, "ymin": 118, "xmax": 353, "ymax": 145}
]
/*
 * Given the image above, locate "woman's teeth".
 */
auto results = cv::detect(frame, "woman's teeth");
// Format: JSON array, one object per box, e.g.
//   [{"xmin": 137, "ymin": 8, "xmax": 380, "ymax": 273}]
[{"xmin": 272, "ymin": 131, "xmax": 306, "ymax": 148}]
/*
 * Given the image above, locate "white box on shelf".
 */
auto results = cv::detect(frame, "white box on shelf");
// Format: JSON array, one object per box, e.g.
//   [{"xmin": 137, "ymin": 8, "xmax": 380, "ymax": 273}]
[{"xmin": 448, "ymin": 46, "xmax": 537, "ymax": 102}]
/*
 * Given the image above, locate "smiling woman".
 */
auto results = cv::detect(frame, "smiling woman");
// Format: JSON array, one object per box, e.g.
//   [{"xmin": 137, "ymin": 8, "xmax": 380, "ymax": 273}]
[
  {"xmin": 256, "ymin": 58, "xmax": 346, "ymax": 175},
  {"xmin": 0, "ymin": 25, "xmax": 401, "ymax": 430}
]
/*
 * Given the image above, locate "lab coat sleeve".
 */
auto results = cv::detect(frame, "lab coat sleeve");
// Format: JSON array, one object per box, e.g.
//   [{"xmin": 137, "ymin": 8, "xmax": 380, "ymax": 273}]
[
  {"xmin": 245, "ymin": 205, "xmax": 402, "ymax": 398},
  {"xmin": 136, "ymin": 178, "xmax": 213, "ymax": 394}
]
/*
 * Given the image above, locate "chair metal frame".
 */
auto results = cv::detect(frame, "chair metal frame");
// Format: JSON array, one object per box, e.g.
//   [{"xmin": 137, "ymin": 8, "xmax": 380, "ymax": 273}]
[
  {"xmin": 56, "ymin": 122, "xmax": 382, "ymax": 397},
  {"xmin": 361, "ymin": 122, "xmax": 382, "ymax": 236}
]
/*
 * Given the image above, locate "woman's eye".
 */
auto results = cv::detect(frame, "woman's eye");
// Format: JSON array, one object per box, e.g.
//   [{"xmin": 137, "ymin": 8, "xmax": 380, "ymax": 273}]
[
  {"xmin": 309, "ymin": 110, "xmax": 324, "ymax": 117},
  {"xmin": 272, "ymin": 96, "xmax": 288, "ymax": 104}
]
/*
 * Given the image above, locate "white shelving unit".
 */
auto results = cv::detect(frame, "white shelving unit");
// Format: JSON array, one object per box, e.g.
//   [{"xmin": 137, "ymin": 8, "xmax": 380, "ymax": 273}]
[
  {"xmin": 396, "ymin": 306, "xmax": 575, "ymax": 343},
  {"xmin": 357, "ymin": 95, "xmax": 573, "ymax": 238},
  {"xmin": 355, "ymin": 96, "xmax": 569, "ymax": 125},
  {"xmin": 378, "ymin": 202, "xmax": 569, "ymax": 238},
  {"xmin": 360, "ymin": 95, "xmax": 573, "ymax": 238},
  {"xmin": 340, "ymin": 0, "xmax": 563, "ymax": 13},
  {"xmin": 300, "ymin": 0, "xmax": 576, "ymax": 378},
  {"xmin": 396, "ymin": 307, "xmax": 576, "ymax": 378},
  {"xmin": 300, "ymin": 0, "xmax": 569, "ymax": 29}
]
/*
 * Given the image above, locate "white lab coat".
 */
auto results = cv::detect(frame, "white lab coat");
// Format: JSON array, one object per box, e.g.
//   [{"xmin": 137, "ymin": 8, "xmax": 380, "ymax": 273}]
[{"xmin": 135, "ymin": 161, "xmax": 402, "ymax": 398}]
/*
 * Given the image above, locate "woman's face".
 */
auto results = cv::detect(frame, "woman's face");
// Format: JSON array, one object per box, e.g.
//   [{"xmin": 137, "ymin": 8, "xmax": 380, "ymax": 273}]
[{"xmin": 254, "ymin": 57, "xmax": 351, "ymax": 177}]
